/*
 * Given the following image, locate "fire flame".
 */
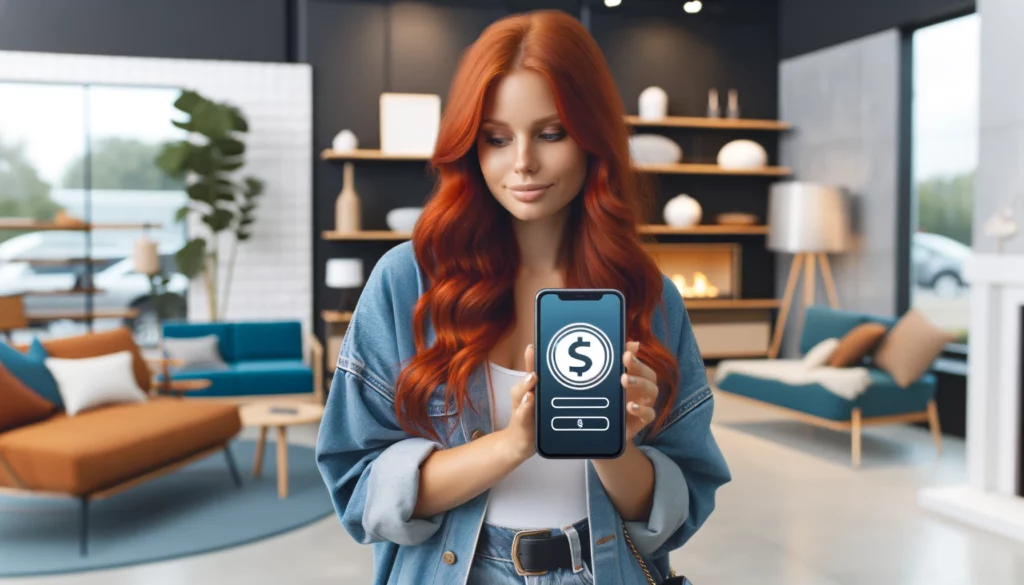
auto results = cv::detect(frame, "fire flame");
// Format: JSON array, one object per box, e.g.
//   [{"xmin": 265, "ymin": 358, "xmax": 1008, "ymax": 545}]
[{"xmin": 671, "ymin": 272, "xmax": 720, "ymax": 298}]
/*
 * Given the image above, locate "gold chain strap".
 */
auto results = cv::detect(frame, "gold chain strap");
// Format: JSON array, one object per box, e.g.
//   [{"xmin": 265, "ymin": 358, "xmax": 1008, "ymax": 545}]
[{"xmin": 621, "ymin": 520, "xmax": 657, "ymax": 585}]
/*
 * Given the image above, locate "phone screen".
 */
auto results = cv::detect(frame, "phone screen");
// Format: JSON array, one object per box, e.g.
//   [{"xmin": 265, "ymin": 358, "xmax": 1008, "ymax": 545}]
[{"xmin": 535, "ymin": 288, "xmax": 625, "ymax": 459}]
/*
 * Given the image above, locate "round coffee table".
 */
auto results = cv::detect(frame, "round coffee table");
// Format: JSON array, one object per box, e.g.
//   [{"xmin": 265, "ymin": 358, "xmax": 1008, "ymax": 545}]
[{"xmin": 238, "ymin": 402, "xmax": 324, "ymax": 499}]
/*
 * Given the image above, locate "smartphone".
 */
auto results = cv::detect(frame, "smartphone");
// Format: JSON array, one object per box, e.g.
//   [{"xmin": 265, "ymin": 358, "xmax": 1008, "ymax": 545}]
[{"xmin": 534, "ymin": 288, "xmax": 626, "ymax": 459}]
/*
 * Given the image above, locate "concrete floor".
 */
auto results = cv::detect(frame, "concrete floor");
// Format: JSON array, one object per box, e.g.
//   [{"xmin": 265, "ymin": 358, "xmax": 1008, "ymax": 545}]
[{"xmin": 4, "ymin": 389, "xmax": 1024, "ymax": 585}]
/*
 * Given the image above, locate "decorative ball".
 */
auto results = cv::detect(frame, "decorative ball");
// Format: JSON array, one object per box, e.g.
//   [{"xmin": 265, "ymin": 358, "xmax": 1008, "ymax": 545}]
[
  {"xmin": 629, "ymin": 134, "xmax": 683, "ymax": 165},
  {"xmin": 663, "ymin": 195, "xmax": 702, "ymax": 227},
  {"xmin": 332, "ymin": 129, "xmax": 359, "ymax": 152},
  {"xmin": 638, "ymin": 86, "xmax": 668, "ymax": 120},
  {"xmin": 717, "ymin": 139, "xmax": 768, "ymax": 169},
  {"xmin": 386, "ymin": 207, "xmax": 423, "ymax": 232}
]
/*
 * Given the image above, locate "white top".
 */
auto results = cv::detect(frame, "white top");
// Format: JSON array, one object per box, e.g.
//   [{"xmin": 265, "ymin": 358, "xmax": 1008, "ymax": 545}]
[{"xmin": 483, "ymin": 361, "xmax": 588, "ymax": 530}]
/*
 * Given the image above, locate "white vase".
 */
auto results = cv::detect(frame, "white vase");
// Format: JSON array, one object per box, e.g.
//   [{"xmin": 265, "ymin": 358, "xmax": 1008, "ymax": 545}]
[
  {"xmin": 332, "ymin": 129, "xmax": 358, "ymax": 152},
  {"xmin": 335, "ymin": 162, "xmax": 361, "ymax": 232},
  {"xmin": 628, "ymin": 134, "xmax": 683, "ymax": 165},
  {"xmin": 717, "ymin": 139, "xmax": 767, "ymax": 169},
  {"xmin": 638, "ymin": 86, "xmax": 668, "ymax": 120},
  {"xmin": 386, "ymin": 207, "xmax": 423, "ymax": 232},
  {"xmin": 663, "ymin": 195, "xmax": 702, "ymax": 227}
]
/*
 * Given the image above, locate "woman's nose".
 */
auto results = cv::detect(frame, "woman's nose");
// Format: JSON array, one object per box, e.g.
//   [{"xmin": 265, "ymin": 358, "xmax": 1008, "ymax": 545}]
[{"xmin": 514, "ymin": 141, "xmax": 538, "ymax": 175}]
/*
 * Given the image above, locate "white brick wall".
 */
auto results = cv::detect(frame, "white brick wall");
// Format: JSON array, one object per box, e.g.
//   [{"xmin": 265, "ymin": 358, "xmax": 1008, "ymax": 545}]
[{"xmin": 0, "ymin": 50, "xmax": 313, "ymax": 339}]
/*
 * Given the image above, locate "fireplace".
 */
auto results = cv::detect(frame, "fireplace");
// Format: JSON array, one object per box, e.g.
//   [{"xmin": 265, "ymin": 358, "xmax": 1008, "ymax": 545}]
[
  {"xmin": 918, "ymin": 254, "xmax": 1024, "ymax": 543},
  {"xmin": 644, "ymin": 243, "xmax": 741, "ymax": 299}
]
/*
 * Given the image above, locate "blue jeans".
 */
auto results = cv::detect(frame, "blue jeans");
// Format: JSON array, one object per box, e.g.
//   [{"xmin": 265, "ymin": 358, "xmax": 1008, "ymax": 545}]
[{"xmin": 467, "ymin": 518, "xmax": 595, "ymax": 585}]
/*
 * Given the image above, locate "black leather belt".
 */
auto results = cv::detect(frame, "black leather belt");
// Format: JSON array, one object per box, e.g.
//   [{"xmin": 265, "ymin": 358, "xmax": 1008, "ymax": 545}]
[{"xmin": 511, "ymin": 527, "xmax": 592, "ymax": 576}]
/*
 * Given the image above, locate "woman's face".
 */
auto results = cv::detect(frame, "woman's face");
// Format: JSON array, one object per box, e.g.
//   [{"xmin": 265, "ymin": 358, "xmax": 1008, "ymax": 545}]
[{"xmin": 477, "ymin": 69, "xmax": 588, "ymax": 223}]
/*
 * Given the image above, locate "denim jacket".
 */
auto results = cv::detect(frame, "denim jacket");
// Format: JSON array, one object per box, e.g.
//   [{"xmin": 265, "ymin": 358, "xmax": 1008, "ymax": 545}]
[{"xmin": 316, "ymin": 241, "xmax": 731, "ymax": 585}]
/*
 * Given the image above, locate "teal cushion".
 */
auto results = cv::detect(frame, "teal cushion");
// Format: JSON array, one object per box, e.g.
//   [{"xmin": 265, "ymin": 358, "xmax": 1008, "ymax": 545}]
[
  {"xmin": 0, "ymin": 340, "xmax": 62, "ymax": 407},
  {"xmin": 717, "ymin": 372, "xmax": 855, "ymax": 421},
  {"xmin": 158, "ymin": 360, "xmax": 312, "ymax": 397},
  {"xmin": 232, "ymin": 321, "xmax": 302, "ymax": 361},
  {"xmin": 717, "ymin": 367, "xmax": 937, "ymax": 421},
  {"xmin": 163, "ymin": 322, "xmax": 234, "ymax": 362}
]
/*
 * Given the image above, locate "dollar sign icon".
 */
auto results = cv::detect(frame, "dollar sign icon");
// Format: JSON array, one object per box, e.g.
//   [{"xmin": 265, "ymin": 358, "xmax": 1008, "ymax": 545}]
[
  {"xmin": 548, "ymin": 323, "xmax": 613, "ymax": 391},
  {"xmin": 577, "ymin": 418, "xmax": 583, "ymax": 428},
  {"xmin": 567, "ymin": 336, "xmax": 593, "ymax": 377}
]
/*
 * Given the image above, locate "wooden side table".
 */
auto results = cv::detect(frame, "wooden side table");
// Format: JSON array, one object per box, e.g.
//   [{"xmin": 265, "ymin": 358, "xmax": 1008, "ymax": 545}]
[{"xmin": 239, "ymin": 402, "xmax": 325, "ymax": 498}]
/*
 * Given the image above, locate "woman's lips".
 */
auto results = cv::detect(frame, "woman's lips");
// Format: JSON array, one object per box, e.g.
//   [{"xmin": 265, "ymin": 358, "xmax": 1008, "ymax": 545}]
[{"xmin": 508, "ymin": 184, "xmax": 551, "ymax": 203}]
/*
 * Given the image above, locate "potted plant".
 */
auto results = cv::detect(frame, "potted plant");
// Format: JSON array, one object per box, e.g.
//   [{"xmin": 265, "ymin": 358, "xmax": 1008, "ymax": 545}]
[{"xmin": 155, "ymin": 89, "xmax": 264, "ymax": 322}]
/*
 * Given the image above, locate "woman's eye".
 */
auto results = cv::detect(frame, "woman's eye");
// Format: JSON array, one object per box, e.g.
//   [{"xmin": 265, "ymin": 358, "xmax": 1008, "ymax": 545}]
[
  {"xmin": 484, "ymin": 135, "xmax": 510, "ymax": 147},
  {"xmin": 540, "ymin": 130, "xmax": 566, "ymax": 142}
]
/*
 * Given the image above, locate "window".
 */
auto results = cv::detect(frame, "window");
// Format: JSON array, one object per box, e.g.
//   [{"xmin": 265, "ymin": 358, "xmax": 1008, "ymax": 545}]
[
  {"xmin": 909, "ymin": 13, "xmax": 980, "ymax": 344},
  {"xmin": 0, "ymin": 82, "xmax": 188, "ymax": 346}
]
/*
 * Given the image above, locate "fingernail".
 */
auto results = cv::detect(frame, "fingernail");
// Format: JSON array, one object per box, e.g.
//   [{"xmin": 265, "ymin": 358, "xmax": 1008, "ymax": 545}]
[
  {"xmin": 628, "ymin": 375, "xmax": 637, "ymax": 384},
  {"xmin": 528, "ymin": 372, "xmax": 536, "ymax": 382},
  {"xmin": 631, "ymin": 402, "xmax": 640, "ymax": 411},
  {"xmin": 522, "ymin": 392, "xmax": 530, "ymax": 404},
  {"xmin": 527, "ymin": 344, "xmax": 534, "ymax": 351}
]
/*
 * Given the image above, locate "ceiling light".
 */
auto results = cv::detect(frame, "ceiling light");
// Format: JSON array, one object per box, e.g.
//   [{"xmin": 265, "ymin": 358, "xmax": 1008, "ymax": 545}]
[
  {"xmin": 605, "ymin": 0, "xmax": 622, "ymax": 7},
  {"xmin": 684, "ymin": 0, "xmax": 702, "ymax": 13}
]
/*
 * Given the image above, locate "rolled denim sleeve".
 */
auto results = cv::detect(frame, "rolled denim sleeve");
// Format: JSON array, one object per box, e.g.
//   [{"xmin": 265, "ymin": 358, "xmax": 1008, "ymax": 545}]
[
  {"xmin": 624, "ymin": 283, "xmax": 732, "ymax": 558},
  {"xmin": 316, "ymin": 367, "xmax": 446, "ymax": 546}
]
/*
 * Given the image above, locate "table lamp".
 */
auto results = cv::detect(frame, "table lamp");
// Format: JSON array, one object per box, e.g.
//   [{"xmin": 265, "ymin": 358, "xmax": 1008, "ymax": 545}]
[
  {"xmin": 767, "ymin": 182, "xmax": 851, "ymax": 358},
  {"xmin": 326, "ymin": 258, "xmax": 364, "ymax": 313}
]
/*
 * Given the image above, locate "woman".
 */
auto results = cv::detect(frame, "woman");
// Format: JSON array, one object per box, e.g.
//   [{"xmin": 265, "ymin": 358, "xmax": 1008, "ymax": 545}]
[{"xmin": 316, "ymin": 10, "xmax": 730, "ymax": 585}]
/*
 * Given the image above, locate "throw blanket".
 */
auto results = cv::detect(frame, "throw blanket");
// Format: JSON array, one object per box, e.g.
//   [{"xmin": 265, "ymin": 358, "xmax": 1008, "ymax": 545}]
[{"xmin": 715, "ymin": 359, "xmax": 873, "ymax": 401}]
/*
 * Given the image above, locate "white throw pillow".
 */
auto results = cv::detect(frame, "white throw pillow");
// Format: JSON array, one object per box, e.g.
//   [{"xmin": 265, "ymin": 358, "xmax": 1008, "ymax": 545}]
[
  {"xmin": 802, "ymin": 338, "xmax": 841, "ymax": 369},
  {"xmin": 163, "ymin": 334, "xmax": 227, "ymax": 369},
  {"xmin": 45, "ymin": 351, "xmax": 148, "ymax": 416}
]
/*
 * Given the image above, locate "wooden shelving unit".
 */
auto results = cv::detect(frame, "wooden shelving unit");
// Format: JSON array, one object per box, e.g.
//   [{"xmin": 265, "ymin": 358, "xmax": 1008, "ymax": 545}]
[
  {"xmin": 322, "ymin": 310, "xmax": 354, "ymax": 324},
  {"xmin": 624, "ymin": 115, "xmax": 791, "ymax": 131},
  {"xmin": 684, "ymin": 298, "xmax": 780, "ymax": 310},
  {"xmin": 0, "ymin": 219, "xmax": 161, "ymax": 231},
  {"xmin": 702, "ymin": 349, "xmax": 770, "ymax": 360},
  {"xmin": 322, "ymin": 224, "xmax": 769, "ymax": 241},
  {"xmin": 635, "ymin": 163, "xmax": 791, "ymax": 176},
  {"xmin": 321, "ymin": 149, "xmax": 430, "ymax": 161},
  {"xmin": 25, "ymin": 308, "xmax": 138, "ymax": 323},
  {"xmin": 22, "ymin": 288, "xmax": 105, "ymax": 297}
]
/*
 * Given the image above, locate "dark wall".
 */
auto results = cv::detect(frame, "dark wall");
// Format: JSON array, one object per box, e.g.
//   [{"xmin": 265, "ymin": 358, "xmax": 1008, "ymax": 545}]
[
  {"xmin": 0, "ymin": 0, "xmax": 290, "ymax": 62},
  {"xmin": 309, "ymin": 0, "xmax": 781, "ymax": 343},
  {"xmin": 779, "ymin": 0, "xmax": 975, "ymax": 59}
]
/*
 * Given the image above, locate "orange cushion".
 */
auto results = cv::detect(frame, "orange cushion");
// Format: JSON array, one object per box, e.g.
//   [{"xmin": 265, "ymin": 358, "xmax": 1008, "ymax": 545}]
[
  {"xmin": 0, "ymin": 363, "xmax": 57, "ymax": 432},
  {"xmin": 828, "ymin": 323, "xmax": 889, "ymax": 367},
  {"xmin": 0, "ymin": 399, "xmax": 240, "ymax": 495}
]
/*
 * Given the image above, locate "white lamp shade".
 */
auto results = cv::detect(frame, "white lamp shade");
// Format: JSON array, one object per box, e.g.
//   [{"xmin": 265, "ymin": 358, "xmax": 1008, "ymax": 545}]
[
  {"xmin": 133, "ymin": 237, "xmax": 160, "ymax": 275},
  {"xmin": 767, "ymin": 182, "xmax": 851, "ymax": 253},
  {"xmin": 326, "ymin": 258, "xmax": 364, "ymax": 289}
]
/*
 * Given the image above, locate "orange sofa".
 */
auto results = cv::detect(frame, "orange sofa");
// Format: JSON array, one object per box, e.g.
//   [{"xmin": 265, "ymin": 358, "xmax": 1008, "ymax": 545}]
[{"xmin": 0, "ymin": 328, "xmax": 242, "ymax": 556}]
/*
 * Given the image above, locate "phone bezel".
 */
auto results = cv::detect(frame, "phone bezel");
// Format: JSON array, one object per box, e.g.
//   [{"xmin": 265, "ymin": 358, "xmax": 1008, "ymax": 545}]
[{"xmin": 534, "ymin": 288, "xmax": 626, "ymax": 459}]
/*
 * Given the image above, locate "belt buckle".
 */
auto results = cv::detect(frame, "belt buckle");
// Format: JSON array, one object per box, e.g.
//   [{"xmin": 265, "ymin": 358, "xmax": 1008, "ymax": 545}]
[{"xmin": 511, "ymin": 529, "xmax": 552, "ymax": 576}]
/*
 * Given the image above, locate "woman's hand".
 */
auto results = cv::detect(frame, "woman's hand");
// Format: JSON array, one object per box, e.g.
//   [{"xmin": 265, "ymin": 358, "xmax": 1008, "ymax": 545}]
[
  {"xmin": 497, "ymin": 343, "xmax": 537, "ymax": 464},
  {"xmin": 622, "ymin": 340, "xmax": 659, "ymax": 442}
]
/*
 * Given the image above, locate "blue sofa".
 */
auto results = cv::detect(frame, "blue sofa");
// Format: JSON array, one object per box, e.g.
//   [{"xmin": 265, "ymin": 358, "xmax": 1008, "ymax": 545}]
[
  {"xmin": 716, "ymin": 306, "xmax": 941, "ymax": 466},
  {"xmin": 160, "ymin": 320, "xmax": 322, "ymax": 402}
]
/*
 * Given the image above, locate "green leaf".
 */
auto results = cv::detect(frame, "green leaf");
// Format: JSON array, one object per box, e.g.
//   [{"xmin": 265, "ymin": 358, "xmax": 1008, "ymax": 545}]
[
  {"xmin": 174, "ymin": 205, "xmax": 191, "ymax": 222},
  {"xmin": 187, "ymin": 146, "xmax": 217, "ymax": 176},
  {"xmin": 186, "ymin": 181, "xmax": 218, "ymax": 205},
  {"xmin": 202, "ymin": 208, "xmax": 234, "ymax": 232},
  {"xmin": 216, "ymin": 138, "xmax": 245, "ymax": 157},
  {"xmin": 191, "ymin": 100, "xmax": 233, "ymax": 138},
  {"xmin": 171, "ymin": 119, "xmax": 194, "ymax": 132},
  {"xmin": 220, "ymin": 160, "xmax": 244, "ymax": 172},
  {"xmin": 243, "ymin": 177, "xmax": 265, "ymax": 196},
  {"xmin": 236, "ymin": 231, "xmax": 251, "ymax": 242},
  {"xmin": 239, "ymin": 202, "xmax": 257, "ymax": 213},
  {"xmin": 226, "ymin": 106, "xmax": 249, "ymax": 132},
  {"xmin": 217, "ymin": 191, "xmax": 237, "ymax": 202},
  {"xmin": 240, "ymin": 217, "xmax": 255, "ymax": 226},
  {"xmin": 154, "ymin": 142, "xmax": 190, "ymax": 176},
  {"xmin": 175, "ymin": 238, "xmax": 206, "ymax": 279},
  {"xmin": 174, "ymin": 90, "xmax": 202, "ymax": 114}
]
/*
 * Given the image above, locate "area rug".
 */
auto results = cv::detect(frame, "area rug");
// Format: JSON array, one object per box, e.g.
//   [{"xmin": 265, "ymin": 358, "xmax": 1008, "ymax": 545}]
[{"xmin": 0, "ymin": 439, "xmax": 333, "ymax": 577}]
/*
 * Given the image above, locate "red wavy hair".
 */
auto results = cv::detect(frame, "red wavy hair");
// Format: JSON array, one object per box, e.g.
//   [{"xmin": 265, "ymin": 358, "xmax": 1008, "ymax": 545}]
[{"xmin": 395, "ymin": 10, "xmax": 680, "ymax": 442}]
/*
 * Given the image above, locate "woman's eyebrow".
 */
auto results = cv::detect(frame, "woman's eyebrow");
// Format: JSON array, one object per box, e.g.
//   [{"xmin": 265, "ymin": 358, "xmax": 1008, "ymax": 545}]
[{"xmin": 481, "ymin": 114, "xmax": 562, "ymax": 127}]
